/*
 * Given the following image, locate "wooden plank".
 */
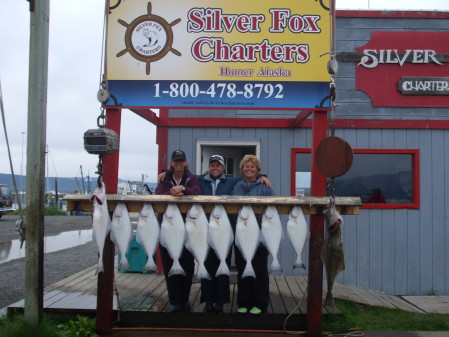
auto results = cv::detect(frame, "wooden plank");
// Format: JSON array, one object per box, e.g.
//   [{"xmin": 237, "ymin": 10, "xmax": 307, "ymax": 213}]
[
  {"xmin": 124, "ymin": 275, "xmax": 166, "ymax": 311},
  {"xmin": 274, "ymin": 276, "xmax": 300, "ymax": 314},
  {"xmin": 64, "ymin": 194, "xmax": 361, "ymax": 215},
  {"xmin": 284, "ymin": 276, "xmax": 306, "ymax": 313},
  {"xmin": 189, "ymin": 282, "xmax": 203, "ymax": 312},
  {"xmin": 230, "ymin": 283, "xmax": 238, "ymax": 314},
  {"xmin": 402, "ymin": 296, "xmax": 449, "ymax": 314},
  {"xmin": 133, "ymin": 276, "xmax": 167, "ymax": 312},
  {"xmin": 117, "ymin": 274, "xmax": 156, "ymax": 310},
  {"xmin": 268, "ymin": 276, "xmax": 284, "ymax": 314}
]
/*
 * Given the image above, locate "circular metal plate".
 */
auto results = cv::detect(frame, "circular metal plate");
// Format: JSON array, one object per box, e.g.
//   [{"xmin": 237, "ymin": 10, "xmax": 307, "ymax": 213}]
[{"xmin": 315, "ymin": 136, "xmax": 353, "ymax": 177}]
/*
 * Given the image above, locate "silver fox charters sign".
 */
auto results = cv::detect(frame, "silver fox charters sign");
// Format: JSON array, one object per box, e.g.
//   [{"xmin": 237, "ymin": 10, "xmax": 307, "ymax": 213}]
[{"xmin": 106, "ymin": 0, "xmax": 333, "ymax": 109}]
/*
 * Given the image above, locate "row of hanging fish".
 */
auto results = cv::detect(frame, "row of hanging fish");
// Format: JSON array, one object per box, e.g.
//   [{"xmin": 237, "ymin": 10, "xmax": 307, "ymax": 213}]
[{"xmin": 91, "ymin": 183, "xmax": 309, "ymax": 278}]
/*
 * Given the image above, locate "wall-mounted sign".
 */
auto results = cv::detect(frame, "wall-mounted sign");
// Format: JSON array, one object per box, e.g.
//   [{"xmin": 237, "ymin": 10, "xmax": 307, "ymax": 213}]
[
  {"xmin": 105, "ymin": 1, "xmax": 332, "ymax": 109},
  {"xmin": 398, "ymin": 77, "xmax": 449, "ymax": 96},
  {"xmin": 355, "ymin": 31, "xmax": 449, "ymax": 107}
]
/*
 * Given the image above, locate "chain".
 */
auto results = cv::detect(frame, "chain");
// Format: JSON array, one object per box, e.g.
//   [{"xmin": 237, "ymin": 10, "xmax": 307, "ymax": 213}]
[
  {"xmin": 327, "ymin": 177, "xmax": 336, "ymax": 203},
  {"xmin": 97, "ymin": 106, "xmax": 107, "ymax": 128},
  {"xmin": 329, "ymin": 80, "xmax": 336, "ymax": 137}
]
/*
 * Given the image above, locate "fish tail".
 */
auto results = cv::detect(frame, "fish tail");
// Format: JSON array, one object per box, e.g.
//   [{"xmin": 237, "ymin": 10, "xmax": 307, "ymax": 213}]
[
  {"xmin": 119, "ymin": 256, "xmax": 130, "ymax": 271},
  {"xmin": 324, "ymin": 291, "xmax": 335, "ymax": 308},
  {"xmin": 242, "ymin": 263, "xmax": 256, "ymax": 279},
  {"xmin": 215, "ymin": 261, "xmax": 230, "ymax": 277},
  {"xmin": 143, "ymin": 257, "xmax": 158, "ymax": 273},
  {"xmin": 293, "ymin": 257, "xmax": 306, "ymax": 270},
  {"xmin": 96, "ymin": 258, "xmax": 104, "ymax": 275},
  {"xmin": 269, "ymin": 259, "xmax": 283, "ymax": 273},
  {"xmin": 196, "ymin": 264, "xmax": 210, "ymax": 280},
  {"xmin": 168, "ymin": 259, "xmax": 186, "ymax": 277}
]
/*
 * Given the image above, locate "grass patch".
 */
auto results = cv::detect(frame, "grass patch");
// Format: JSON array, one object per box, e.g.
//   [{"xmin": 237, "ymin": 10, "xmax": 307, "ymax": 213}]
[
  {"xmin": 0, "ymin": 315, "xmax": 61, "ymax": 337},
  {"xmin": 323, "ymin": 299, "xmax": 449, "ymax": 332},
  {"xmin": 0, "ymin": 315, "xmax": 98, "ymax": 337}
]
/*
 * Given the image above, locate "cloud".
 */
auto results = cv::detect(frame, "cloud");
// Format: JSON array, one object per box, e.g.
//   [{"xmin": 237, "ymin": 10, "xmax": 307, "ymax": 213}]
[{"xmin": 0, "ymin": 0, "xmax": 159, "ymax": 182}]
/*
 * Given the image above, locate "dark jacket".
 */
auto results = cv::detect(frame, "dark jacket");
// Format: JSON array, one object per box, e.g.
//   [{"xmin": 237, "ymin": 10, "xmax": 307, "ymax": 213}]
[
  {"xmin": 198, "ymin": 173, "xmax": 242, "ymax": 196},
  {"xmin": 155, "ymin": 170, "xmax": 201, "ymax": 196},
  {"xmin": 232, "ymin": 179, "xmax": 275, "ymax": 197}
]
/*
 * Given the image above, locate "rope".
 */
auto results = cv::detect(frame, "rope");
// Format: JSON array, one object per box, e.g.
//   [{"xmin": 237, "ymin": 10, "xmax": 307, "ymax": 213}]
[
  {"xmin": 99, "ymin": 0, "xmax": 109, "ymax": 90},
  {"xmin": 282, "ymin": 281, "xmax": 308, "ymax": 335},
  {"xmin": 0, "ymin": 76, "xmax": 25, "ymax": 245}
]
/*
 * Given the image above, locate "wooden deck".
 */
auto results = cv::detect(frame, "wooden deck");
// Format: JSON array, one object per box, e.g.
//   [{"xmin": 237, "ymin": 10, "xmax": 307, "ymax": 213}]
[{"xmin": 7, "ymin": 262, "xmax": 426, "ymax": 330}]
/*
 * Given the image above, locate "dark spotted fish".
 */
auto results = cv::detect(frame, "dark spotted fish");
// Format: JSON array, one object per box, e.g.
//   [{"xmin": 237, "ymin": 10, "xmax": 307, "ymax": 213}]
[{"xmin": 321, "ymin": 199, "xmax": 345, "ymax": 307}]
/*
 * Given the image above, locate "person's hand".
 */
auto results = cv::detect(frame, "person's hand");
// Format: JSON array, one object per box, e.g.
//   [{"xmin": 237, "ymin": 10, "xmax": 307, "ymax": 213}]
[
  {"xmin": 170, "ymin": 185, "xmax": 184, "ymax": 196},
  {"xmin": 259, "ymin": 176, "xmax": 272, "ymax": 187},
  {"xmin": 158, "ymin": 171, "xmax": 167, "ymax": 183}
]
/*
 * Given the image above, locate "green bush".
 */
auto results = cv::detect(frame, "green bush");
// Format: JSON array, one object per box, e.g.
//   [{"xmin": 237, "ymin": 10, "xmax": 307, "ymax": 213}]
[
  {"xmin": 0, "ymin": 315, "xmax": 98, "ymax": 337},
  {"xmin": 0, "ymin": 315, "xmax": 61, "ymax": 337},
  {"xmin": 44, "ymin": 206, "xmax": 67, "ymax": 216},
  {"xmin": 57, "ymin": 315, "xmax": 98, "ymax": 337}
]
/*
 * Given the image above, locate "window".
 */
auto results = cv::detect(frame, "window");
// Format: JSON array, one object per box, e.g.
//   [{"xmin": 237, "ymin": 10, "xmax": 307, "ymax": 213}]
[{"xmin": 291, "ymin": 149, "xmax": 419, "ymax": 209}]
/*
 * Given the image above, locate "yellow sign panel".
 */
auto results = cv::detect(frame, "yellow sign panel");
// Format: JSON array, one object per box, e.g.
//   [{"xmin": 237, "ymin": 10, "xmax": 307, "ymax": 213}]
[{"xmin": 106, "ymin": 0, "xmax": 332, "ymax": 109}]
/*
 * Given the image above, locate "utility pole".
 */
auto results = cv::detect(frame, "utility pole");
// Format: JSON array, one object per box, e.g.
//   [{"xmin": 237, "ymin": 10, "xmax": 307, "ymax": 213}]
[
  {"xmin": 80, "ymin": 165, "xmax": 85, "ymax": 194},
  {"xmin": 24, "ymin": 0, "xmax": 49, "ymax": 326}
]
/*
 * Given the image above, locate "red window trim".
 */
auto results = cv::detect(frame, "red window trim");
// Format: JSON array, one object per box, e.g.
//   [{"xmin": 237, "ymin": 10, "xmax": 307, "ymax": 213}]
[{"xmin": 291, "ymin": 148, "xmax": 420, "ymax": 209}]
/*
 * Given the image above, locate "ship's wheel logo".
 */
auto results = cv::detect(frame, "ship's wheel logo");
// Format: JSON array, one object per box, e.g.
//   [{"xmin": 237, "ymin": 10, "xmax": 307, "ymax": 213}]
[{"xmin": 116, "ymin": 2, "xmax": 181, "ymax": 75}]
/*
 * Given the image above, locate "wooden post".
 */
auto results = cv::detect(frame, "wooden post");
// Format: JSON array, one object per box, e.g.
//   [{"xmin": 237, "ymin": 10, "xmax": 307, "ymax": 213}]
[
  {"xmin": 24, "ymin": 0, "xmax": 49, "ymax": 326},
  {"xmin": 95, "ymin": 108, "xmax": 121, "ymax": 334},
  {"xmin": 155, "ymin": 108, "xmax": 169, "ymax": 275},
  {"xmin": 307, "ymin": 110, "xmax": 328, "ymax": 336}
]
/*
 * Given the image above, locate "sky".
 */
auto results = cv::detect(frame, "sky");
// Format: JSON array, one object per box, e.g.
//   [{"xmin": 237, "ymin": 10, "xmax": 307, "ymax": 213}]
[{"xmin": 1, "ymin": 1, "xmax": 448, "ymax": 184}]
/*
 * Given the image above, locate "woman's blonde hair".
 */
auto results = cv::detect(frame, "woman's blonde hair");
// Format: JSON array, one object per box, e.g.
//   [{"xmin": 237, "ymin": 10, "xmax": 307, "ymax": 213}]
[{"xmin": 239, "ymin": 154, "xmax": 261, "ymax": 175}]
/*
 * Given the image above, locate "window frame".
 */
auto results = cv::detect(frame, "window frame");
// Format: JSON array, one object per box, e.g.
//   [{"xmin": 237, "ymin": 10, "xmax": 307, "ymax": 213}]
[{"xmin": 291, "ymin": 148, "xmax": 420, "ymax": 209}]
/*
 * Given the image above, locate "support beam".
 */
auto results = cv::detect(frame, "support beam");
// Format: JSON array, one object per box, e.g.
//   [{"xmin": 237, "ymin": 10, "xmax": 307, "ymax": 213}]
[
  {"xmin": 307, "ymin": 110, "xmax": 328, "ymax": 337},
  {"xmin": 130, "ymin": 108, "xmax": 160, "ymax": 125},
  {"xmin": 24, "ymin": 0, "xmax": 49, "ymax": 326},
  {"xmin": 95, "ymin": 108, "xmax": 121, "ymax": 335},
  {"xmin": 291, "ymin": 110, "xmax": 313, "ymax": 128}
]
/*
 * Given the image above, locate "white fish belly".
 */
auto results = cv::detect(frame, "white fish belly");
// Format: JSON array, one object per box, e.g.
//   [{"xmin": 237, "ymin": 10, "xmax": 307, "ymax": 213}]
[
  {"xmin": 208, "ymin": 205, "xmax": 233, "ymax": 276},
  {"xmin": 208, "ymin": 217, "xmax": 233, "ymax": 261},
  {"xmin": 160, "ymin": 204, "xmax": 185, "ymax": 261},
  {"xmin": 185, "ymin": 205, "xmax": 209, "ymax": 276},
  {"xmin": 92, "ymin": 183, "xmax": 111, "ymax": 274},
  {"xmin": 235, "ymin": 206, "xmax": 260, "ymax": 278},
  {"xmin": 136, "ymin": 203, "xmax": 160, "ymax": 271},
  {"xmin": 287, "ymin": 206, "xmax": 308, "ymax": 268},
  {"xmin": 261, "ymin": 206, "xmax": 282, "ymax": 258},
  {"xmin": 111, "ymin": 203, "xmax": 133, "ymax": 269}
]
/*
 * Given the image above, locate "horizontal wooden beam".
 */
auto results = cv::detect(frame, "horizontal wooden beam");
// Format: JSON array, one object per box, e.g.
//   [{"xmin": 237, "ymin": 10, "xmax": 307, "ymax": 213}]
[{"xmin": 64, "ymin": 194, "xmax": 361, "ymax": 216}]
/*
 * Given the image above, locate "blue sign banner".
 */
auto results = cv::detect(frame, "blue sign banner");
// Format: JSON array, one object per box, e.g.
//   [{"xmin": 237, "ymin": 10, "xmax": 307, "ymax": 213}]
[{"xmin": 107, "ymin": 80, "xmax": 330, "ymax": 109}]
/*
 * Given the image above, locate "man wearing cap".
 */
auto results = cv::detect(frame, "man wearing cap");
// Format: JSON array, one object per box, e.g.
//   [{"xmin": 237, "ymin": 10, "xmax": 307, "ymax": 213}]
[
  {"xmin": 155, "ymin": 150, "xmax": 201, "ymax": 312},
  {"xmin": 198, "ymin": 154, "xmax": 270, "ymax": 313}
]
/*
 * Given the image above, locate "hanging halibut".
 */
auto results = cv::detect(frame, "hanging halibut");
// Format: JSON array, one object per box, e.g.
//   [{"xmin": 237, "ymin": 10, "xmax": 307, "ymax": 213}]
[
  {"xmin": 261, "ymin": 205, "xmax": 283, "ymax": 273},
  {"xmin": 111, "ymin": 202, "xmax": 133, "ymax": 271},
  {"xmin": 235, "ymin": 205, "xmax": 260, "ymax": 279},
  {"xmin": 322, "ymin": 198, "xmax": 345, "ymax": 307},
  {"xmin": 287, "ymin": 205, "xmax": 308, "ymax": 269},
  {"xmin": 208, "ymin": 204, "xmax": 234, "ymax": 277},
  {"xmin": 160, "ymin": 203, "xmax": 186, "ymax": 277},
  {"xmin": 136, "ymin": 203, "xmax": 160, "ymax": 273},
  {"xmin": 91, "ymin": 182, "xmax": 111, "ymax": 274},
  {"xmin": 185, "ymin": 204, "xmax": 210, "ymax": 280}
]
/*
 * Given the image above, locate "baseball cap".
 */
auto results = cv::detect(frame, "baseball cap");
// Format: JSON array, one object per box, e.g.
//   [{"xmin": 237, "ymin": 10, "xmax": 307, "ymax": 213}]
[
  {"xmin": 171, "ymin": 150, "xmax": 186, "ymax": 161},
  {"xmin": 209, "ymin": 154, "xmax": 225, "ymax": 166}
]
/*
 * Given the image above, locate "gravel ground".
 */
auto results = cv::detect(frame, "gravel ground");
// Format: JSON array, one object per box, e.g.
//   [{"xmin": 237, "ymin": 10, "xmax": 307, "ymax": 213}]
[{"xmin": 0, "ymin": 214, "xmax": 98, "ymax": 310}]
